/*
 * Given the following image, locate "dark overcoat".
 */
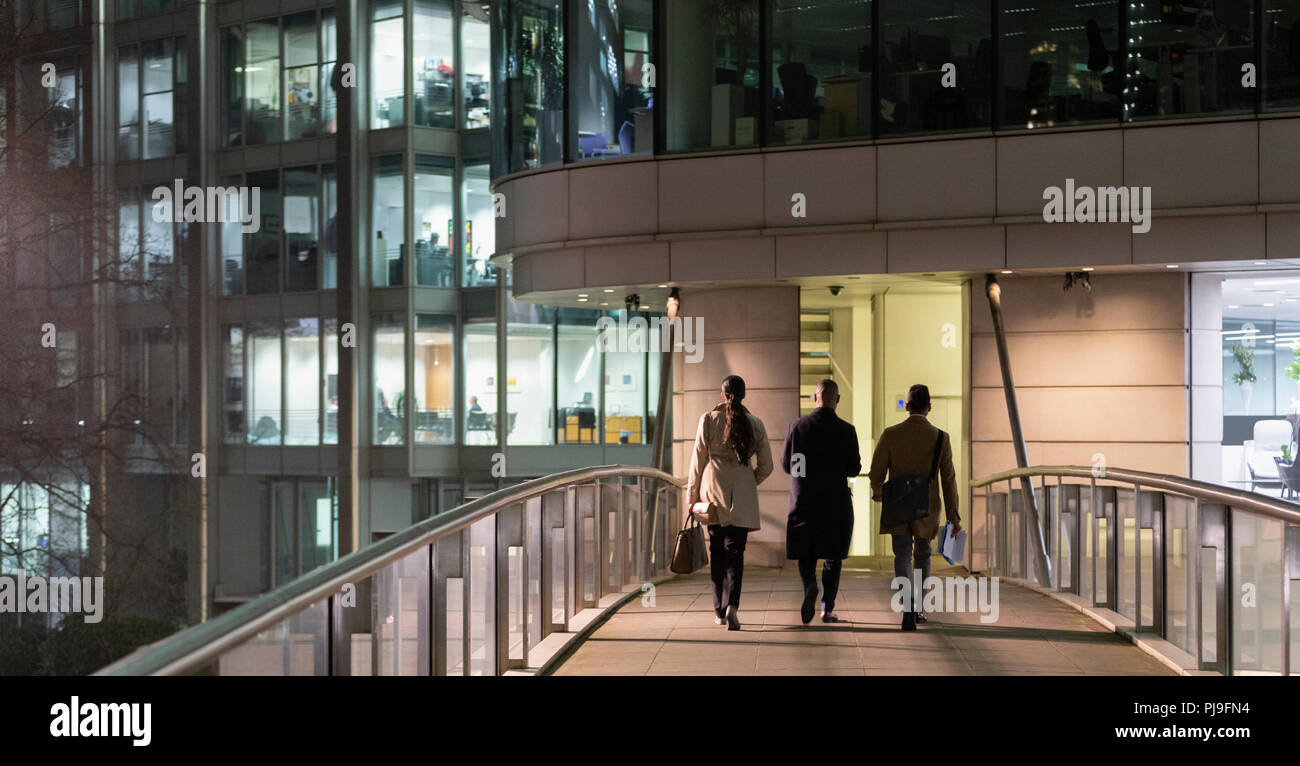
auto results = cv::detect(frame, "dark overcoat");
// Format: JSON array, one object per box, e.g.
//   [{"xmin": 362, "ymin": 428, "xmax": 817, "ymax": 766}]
[{"xmin": 781, "ymin": 407, "xmax": 861, "ymax": 560}]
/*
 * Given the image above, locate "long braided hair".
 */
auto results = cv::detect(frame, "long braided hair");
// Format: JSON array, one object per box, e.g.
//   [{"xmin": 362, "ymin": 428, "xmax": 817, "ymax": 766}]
[{"xmin": 721, "ymin": 375, "xmax": 756, "ymax": 464}]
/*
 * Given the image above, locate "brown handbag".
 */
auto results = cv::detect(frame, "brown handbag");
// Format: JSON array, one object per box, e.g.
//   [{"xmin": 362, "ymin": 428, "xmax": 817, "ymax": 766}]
[{"xmin": 670, "ymin": 512, "xmax": 710, "ymax": 574}]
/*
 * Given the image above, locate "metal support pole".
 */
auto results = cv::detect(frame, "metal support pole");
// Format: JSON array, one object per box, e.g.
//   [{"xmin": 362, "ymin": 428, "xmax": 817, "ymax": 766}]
[{"xmin": 985, "ymin": 275, "xmax": 1053, "ymax": 586}]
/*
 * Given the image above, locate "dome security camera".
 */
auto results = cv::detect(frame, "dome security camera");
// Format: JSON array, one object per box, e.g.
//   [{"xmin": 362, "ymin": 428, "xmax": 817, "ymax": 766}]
[{"xmin": 829, "ymin": 285, "xmax": 844, "ymax": 297}]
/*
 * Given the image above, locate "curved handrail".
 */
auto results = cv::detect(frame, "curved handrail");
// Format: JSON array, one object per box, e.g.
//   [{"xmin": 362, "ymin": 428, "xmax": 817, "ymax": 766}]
[
  {"xmin": 96, "ymin": 464, "xmax": 683, "ymax": 676},
  {"xmin": 972, "ymin": 465, "xmax": 1300, "ymax": 525}
]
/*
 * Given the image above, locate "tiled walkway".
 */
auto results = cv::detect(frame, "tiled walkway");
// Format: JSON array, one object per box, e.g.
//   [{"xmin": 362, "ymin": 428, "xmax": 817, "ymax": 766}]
[{"xmin": 551, "ymin": 566, "xmax": 1175, "ymax": 676}]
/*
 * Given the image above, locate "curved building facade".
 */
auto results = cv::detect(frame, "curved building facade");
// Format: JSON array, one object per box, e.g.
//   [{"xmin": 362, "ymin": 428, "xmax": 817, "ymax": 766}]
[{"xmin": 491, "ymin": 0, "xmax": 1300, "ymax": 565}]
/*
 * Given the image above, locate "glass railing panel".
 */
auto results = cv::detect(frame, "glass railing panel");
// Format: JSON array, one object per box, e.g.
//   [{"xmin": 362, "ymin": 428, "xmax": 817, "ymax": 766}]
[
  {"xmin": 1201, "ymin": 545, "xmax": 1218, "ymax": 667},
  {"xmin": 1165, "ymin": 495, "xmax": 1197, "ymax": 655},
  {"xmin": 1232, "ymin": 509, "xmax": 1284, "ymax": 675},
  {"xmin": 1139, "ymin": 525, "xmax": 1154, "ymax": 628},
  {"xmin": 1080, "ymin": 486, "xmax": 1093, "ymax": 604},
  {"xmin": 1117, "ymin": 488, "xmax": 1137, "ymax": 622},
  {"xmin": 376, "ymin": 547, "xmax": 429, "ymax": 676},
  {"xmin": 526, "ymin": 496, "xmax": 544, "ymax": 651},
  {"xmin": 217, "ymin": 599, "xmax": 328, "ymax": 676},
  {"xmin": 468, "ymin": 516, "xmax": 495, "ymax": 675},
  {"xmin": 437, "ymin": 531, "xmax": 465, "ymax": 675},
  {"xmin": 1095, "ymin": 488, "xmax": 1111, "ymax": 609}
]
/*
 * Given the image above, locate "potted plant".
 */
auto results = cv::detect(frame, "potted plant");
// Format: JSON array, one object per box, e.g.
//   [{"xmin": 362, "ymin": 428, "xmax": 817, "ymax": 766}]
[
  {"xmin": 1231, "ymin": 343, "xmax": 1256, "ymax": 412},
  {"xmin": 1285, "ymin": 343, "xmax": 1300, "ymax": 405}
]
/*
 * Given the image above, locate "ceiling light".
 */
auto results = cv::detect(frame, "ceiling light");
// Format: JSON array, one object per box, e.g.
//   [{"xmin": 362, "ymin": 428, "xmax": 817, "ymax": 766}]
[
  {"xmin": 1081, "ymin": 267, "xmax": 1094, "ymax": 272},
  {"xmin": 657, "ymin": 284, "xmax": 668, "ymax": 288},
  {"xmin": 1001, "ymin": 270, "xmax": 1013, "ymax": 274},
  {"xmin": 603, "ymin": 288, "xmax": 615, "ymax": 293},
  {"xmin": 1166, "ymin": 264, "xmax": 1179, "ymax": 269},
  {"xmin": 1255, "ymin": 261, "xmax": 1268, "ymax": 265}
]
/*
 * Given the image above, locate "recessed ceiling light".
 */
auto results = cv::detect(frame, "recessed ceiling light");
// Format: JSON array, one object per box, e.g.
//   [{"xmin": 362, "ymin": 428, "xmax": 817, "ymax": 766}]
[
  {"xmin": 640, "ymin": 305, "xmax": 650, "ymax": 310},
  {"xmin": 1166, "ymin": 264, "xmax": 1179, "ymax": 268},
  {"xmin": 1255, "ymin": 261, "xmax": 1268, "ymax": 265},
  {"xmin": 578, "ymin": 293, "xmax": 588, "ymax": 298},
  {"xmin": 603, "ymin": 288, "xmax": 615, "ymax": 293},
  {"xmin": 599, "ymin": 302, "xmax": 608, "ymax": 306},
  {"xmin": 657, "ymin": 284, "xmax": 668, "ymax": 288},
  {"xmin": 1081, "ymin": 267, "xmax": 1095, "ymax": 272},
  {"xmin": 1001, "ymin": 270, "xmax": 1013, "ymax": 274},
  {"xmin": 577, "ymin": 297, "xmax": 588, "ymax": 302}
]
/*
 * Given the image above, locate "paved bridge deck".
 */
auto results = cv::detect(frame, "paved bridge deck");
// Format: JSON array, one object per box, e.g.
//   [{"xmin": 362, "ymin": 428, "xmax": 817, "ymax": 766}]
[{"xmin": 551, "ymin": 567, "xmax": 1175, "ymax": 676}]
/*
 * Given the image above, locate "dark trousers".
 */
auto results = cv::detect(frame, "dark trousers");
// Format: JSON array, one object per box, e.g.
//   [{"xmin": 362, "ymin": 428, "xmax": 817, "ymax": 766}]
[
  {"xmin": 797, "ymin": 558, "xmax": 843, "ymax": 612},
  {"xmin": 708, "ymin": 525, "xmax": 749, "ymax": 616},
  {"xmin": 891, "ymin": 534, "xmax": 932, "ymax": 610}
]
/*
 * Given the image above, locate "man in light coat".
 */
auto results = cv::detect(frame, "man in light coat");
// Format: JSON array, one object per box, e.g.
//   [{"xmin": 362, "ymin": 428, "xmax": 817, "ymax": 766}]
[{"xmin": 867, "ymin": 384, "xmax": 960, "ymax": 630}]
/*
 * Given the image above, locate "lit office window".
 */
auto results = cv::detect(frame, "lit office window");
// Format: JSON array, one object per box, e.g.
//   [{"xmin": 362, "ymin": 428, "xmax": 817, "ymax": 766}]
[
  {"xmin": 323, "ymin": 164, "xmax": 339, "ymax": 288},
  {"xmin": 603, "ymin": 313, "xmax": 648, "ymax": 445},
  {"xmin": 118, "ymin": 187, "xmax": 141, "ymax": 298},
  {"xmin": 141, "ymin": 39, "xmax": 179, "ymax": 156},
  {"xmin": 26, "ymin": 56, "xmax": 82, "ymax": 168},
  {"xmin": 372, "ymin": 0, "xmax": 405, "ymax": 128},
  {"xmin": 462, "ymin": 2, "xmax": 492, "ymax": 129},
  {"xmin": 246, "ymin": 168, "xmax": 281, "ymax": 294},
  {"xmin": 323, "ymin": 319, "xmax": 339, "ymax": 445},
  {"xmin": 506, "ymin": 302, "xmax": 555, "ymax": 446},
  {"xmin": 878, "ymin": 0, "xmax": 990, "ymax": 135},
  {"xmin": 322, "ymin": 10, "xmax": 338, "ymax": 132},
  {"xmin": 570, "ymin": 0, "xmax": 654, "ymax": 161},
  {"xmin": 414, "ymin": 155, "xmax": 455, "ymax": 286},
  {"xmin": 557, "ymin": 309, "xmax": 601, "ymax": 444},
  {"xmin": 142, "ymin": 183, "xmax": 176, "ymax": 298},
  {"xmin": 117, "ymin": 46, "xmax": 140, "ymax": 160},
  {"xmin": 222, "ymin": 324, "xmax": 246, "ymax": 444},
  {"xmin": 284, "ymin": 11, "xmax": 321, "ymax": 140},
  {"xmin": 284, "ymin": 318, "xmax": 321, "ymax": 445},
  {"xmin": 999, "ymin": 2, "xmax": 1120, "ymax": 128},
  {"xmin": 414, "ymin": 0, "xmax": 455, "ymax": 128},
  {"xmin": 1264, "ymin": 1, "xmax": 1300, "ymax": 111},
  {"xmin": 247, "ymin": 320, "xmax": 283, "ymax": 445},
  {"xmin": 1126, "ymin": 1, "xmax": 1253, "ymax": 120},
  {"xmin": 371, "ymin": 154, "xmax": 405, "ymax": 286},
  {"xmin": 246, "ymin": 19, "xmax": 282, "ymax": 144},
  {"xmin": 414, "ymin": 314, "xmax": 456, "ymax": 444},
  {"xmin": 463, "ymin": 318, "xmax": 498, "ymax": 444},
  {"xmin": 462, "ymin": 163, "xmax": 496, "ymax": 286},
  {"xmin": 373, "ymin": 314, "xmax": 407, "ymax": 445},
  {"xmin": 664, "ymin": 0, "xmax": 759, "ymax": 151},
  {"xmin": 769, "ymin": 0, "xmax": 870, "ymax": 144},
  {"xmin": 284, "ymin": 166, "xmax": 320, "ymax": 292},
  {"xmin": 219, "ymin": 174, "xmax": 245, "ymax": 295},
  {"xmin": 492, "ymin": 0, "xmax": 565, "ymax": 172},
  {"xmin": 221, "ymin": 26, "xmax": 245, "ymax": 145}
]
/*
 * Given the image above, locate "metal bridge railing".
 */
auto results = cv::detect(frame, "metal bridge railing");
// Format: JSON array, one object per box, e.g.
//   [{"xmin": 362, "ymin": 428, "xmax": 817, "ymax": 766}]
[
  {"xmin": 96, "ymin": 465, "xmax": 683, "ymax": 676},
  {"xmin": 972, "ymin": 465, "xmax": 1300, "ymax": 675}
]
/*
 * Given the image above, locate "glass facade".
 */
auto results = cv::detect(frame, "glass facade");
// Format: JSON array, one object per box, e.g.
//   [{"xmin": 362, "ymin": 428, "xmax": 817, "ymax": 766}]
[
  {"xmin": 1264, "ymin": 0, "xmax": 1300, "ymax": 111},
  {"xmin": 463, "ymin": 317, "xmax": 498, "ymax": 444},
  {"xmin": 372, "ymin": 0, "xmax": 405, "ymax": 128},
  {"xmin": 371, "ymin": 154, "xmax": 405, "ymax": 287},
  {"xmin": 770, "ymin": 0, "xmax": 871, "ymax": 143},
  {"xmin": 117, "ymin": 37, "xmax": 186, "ymax": 159},
  {"xmin": 462, "ymin": 3, "xmax": 492, "ymax": 129},
  {"xmin": 414, "ymin": 155, "xmax": 455, "ymax": 286},
  {"xmin": 570, "ymin": 0, "xmax": 654, "ymax": 160},
  {"xmin": 222, "ymin": 9, "xmax": 336, "ymax": 145},
  {"xmin": 222, "ymin": 318, "xmax": 338, "ymax": 446},
  {"xmin": 414, "ymin": 0, "xmax": 456, "ymax": 128},
  {"xmin": 373, "ymin": 314, "xmax": 407, "ymax": 445},
  {"xmin": 463, "ymin": 163, "xmax": 497, "ymax": 286},
  {"xmin": 492, "ymin": 0, "xmax": 565, "ymax": 174},
  {"xmin": 414, "ymin": 314, "xmax": 456, "ymax": 444},
  {"xmin": 490, "ymin": 0, "xmax": 1300, "ymax": 161}
]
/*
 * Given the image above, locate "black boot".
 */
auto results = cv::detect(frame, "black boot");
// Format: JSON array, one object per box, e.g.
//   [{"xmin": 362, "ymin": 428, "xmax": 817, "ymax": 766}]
[{"xmin": 901, "ymin": 611, "xmax": 917, "ymax": 631}]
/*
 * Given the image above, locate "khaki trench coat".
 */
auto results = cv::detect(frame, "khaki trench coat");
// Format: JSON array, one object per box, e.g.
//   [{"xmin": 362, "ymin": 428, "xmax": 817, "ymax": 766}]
[
  {"xmin": 686, "ymin": 404, "xmax": 773, "ymax": 530},
  {"xmin": 867, "ymin": 414, "xmax": 959, "ymax": 539}
]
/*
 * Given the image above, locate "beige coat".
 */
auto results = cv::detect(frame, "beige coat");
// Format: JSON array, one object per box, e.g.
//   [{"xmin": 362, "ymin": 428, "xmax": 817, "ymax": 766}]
[
  {"xmin": 686, "ymin": 404, "xmax": 774, "ymax": 530},
  {"xmin": 867, "ymin": 414, "xmax": 959, "ymax": 539}
]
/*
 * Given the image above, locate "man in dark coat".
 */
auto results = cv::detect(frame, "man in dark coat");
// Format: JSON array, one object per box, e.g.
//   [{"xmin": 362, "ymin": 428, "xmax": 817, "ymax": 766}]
[{"xmin": 781, "ymin": 379, "xmax": 861, "ymax": 624}]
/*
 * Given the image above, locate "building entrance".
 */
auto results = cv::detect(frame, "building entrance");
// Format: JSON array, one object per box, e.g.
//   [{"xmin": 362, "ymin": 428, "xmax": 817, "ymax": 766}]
[{"xmin": 799, "ymin": 278, "xmax": 968, "ymax": 558}]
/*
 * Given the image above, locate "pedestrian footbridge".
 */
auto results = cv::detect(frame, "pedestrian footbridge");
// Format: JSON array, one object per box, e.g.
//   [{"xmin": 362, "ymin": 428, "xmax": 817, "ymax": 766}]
[{"xmin": 96, "ymin": 465, "xmax": 1299, "ymax": 677}]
